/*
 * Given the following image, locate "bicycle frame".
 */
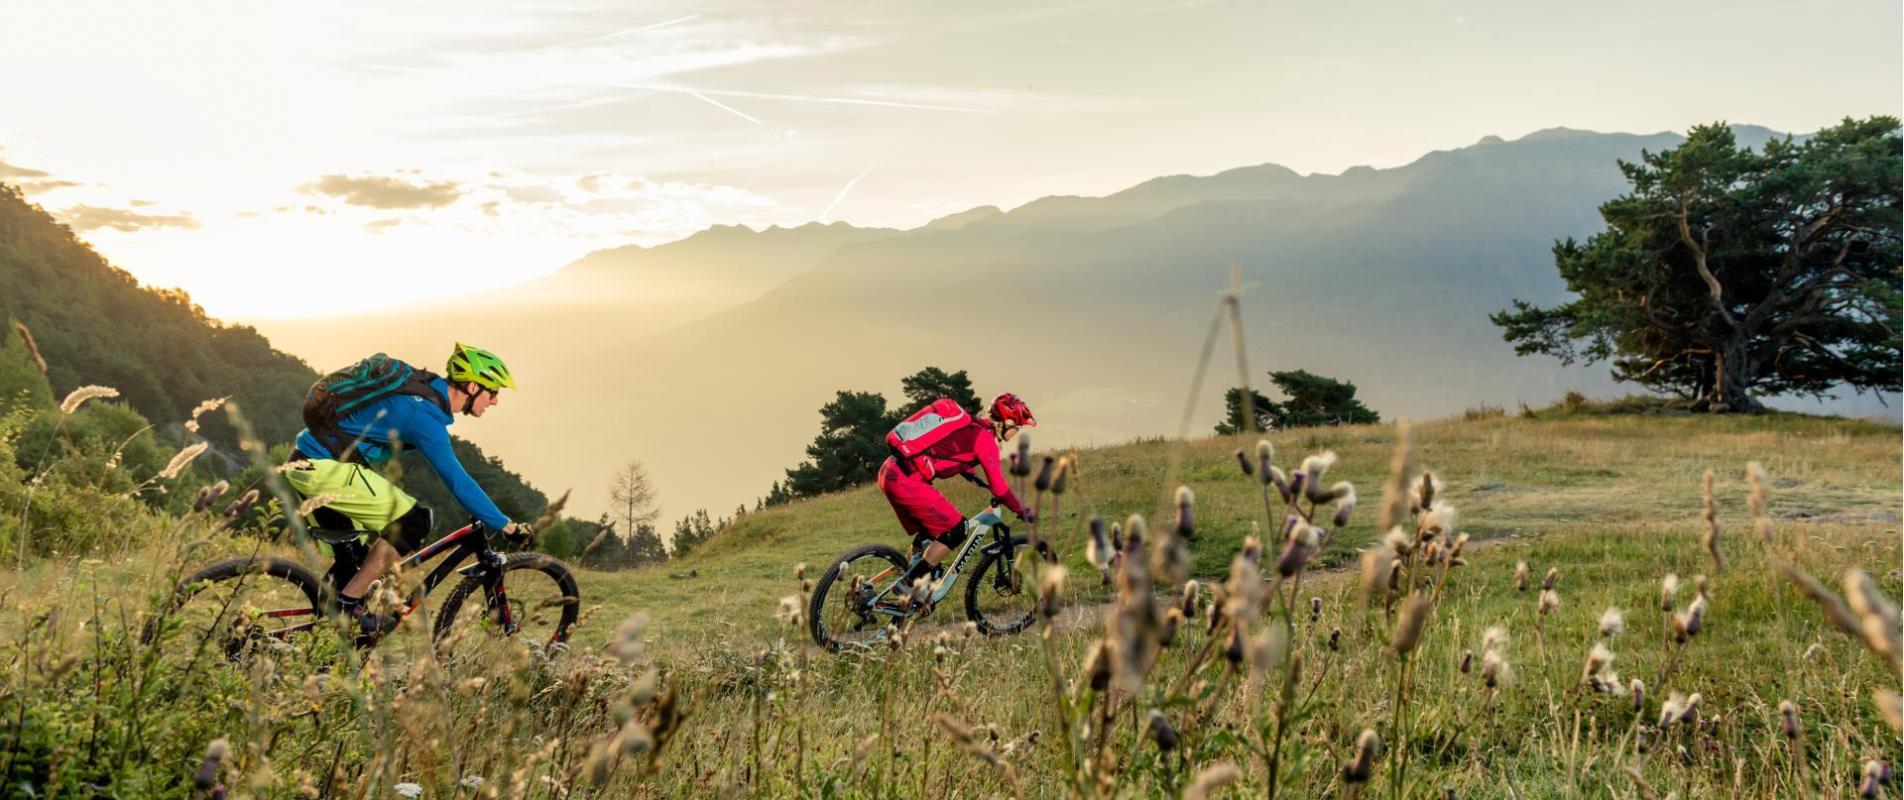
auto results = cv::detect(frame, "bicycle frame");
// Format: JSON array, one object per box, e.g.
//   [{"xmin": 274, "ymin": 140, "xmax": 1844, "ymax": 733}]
[
  {"xmin": 256, "ymin": 522, "xmax": 512, "ymax": 639},
  {"xmin": 864, "ymin": 505, "xmax": 1013, "ymax": 619}
]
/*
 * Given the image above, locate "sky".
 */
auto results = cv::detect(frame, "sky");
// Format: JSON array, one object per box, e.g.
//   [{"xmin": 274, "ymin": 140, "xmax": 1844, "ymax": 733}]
[{"xmin": 2, "ymin": 0, "xmax": 1899, "ymax": 320}]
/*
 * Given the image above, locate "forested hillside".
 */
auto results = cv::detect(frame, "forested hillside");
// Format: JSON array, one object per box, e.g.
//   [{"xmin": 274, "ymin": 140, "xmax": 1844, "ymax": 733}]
[{"xmin": 0, "ymin": 184, "xmax": 553, "ymax": 533}]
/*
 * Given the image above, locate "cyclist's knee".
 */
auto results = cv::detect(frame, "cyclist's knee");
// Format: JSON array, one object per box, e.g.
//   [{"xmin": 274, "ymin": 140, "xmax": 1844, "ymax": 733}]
[{"xmin": 934, "ymin": 517, "xmax": 970, "ymax": 549}]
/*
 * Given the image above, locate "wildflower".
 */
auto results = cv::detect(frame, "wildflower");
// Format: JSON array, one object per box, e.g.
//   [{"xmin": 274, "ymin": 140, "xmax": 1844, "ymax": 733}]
[
  {"xmin": 1175, "ymin": 485, "xmax": 1195, "ymax": 539},
  {"xmin": 193, "ymin": 480, "xmax": 229, "ymax": 512},
  {"xmin": 1224, "ymin": 546, "xmax": 1266, "ymax": 621},
  {"xmin": 775, "ymin": 595, "xmax": 803, "ymax": 627},
  {"xmin": 1086, "ymin": 516, "xmax": 1111, "ymax": 569},
  {"xmin": 1341, "ymin": 729, "xmax": 1381, "ymax": 784},
  {"xmin": 1328, "ymin": 627, "xmax": 1341, "ymax": 651},
  {"xmin": 1630, "ymin": 678, "xmax": 1645, "ymax": 712},
  {"xmin": 1331, "ymin": 482, "xmax": 1358, "ymax": 527},
  {"xmin": 1660, "ymin": 573, "xmax": 1679, "ymax": 612},
  {"xmin": 1777, "ymin": 700, "xmax": 1800, "ymax": 740},
  {"xmin": 1674, "ymin": 594, "xmax": 1708, "ymax": 643},
  {"xmin": 1382, "ymin": 526, "xmax": 1412, "ymax": 557},
  {"xmin": 1255, "ymin": 439, "xmax": 1275, "ymax": 478},
  {"xmin": 1276, "ymin": 522, "xmax": 1320, "ymax": 578},
  {"xmin": 195, "ymin": 738, "xmax": 230, "ymax": 789},
  {"xmin": 1301, "ymin": 451, "xmax": 1339, "ymax": 501},
  {"xmin": 1084, "ymin": 641, "xmax": 1113, "ymax": 691},
  {"xmin": 1148, "ymin": 709, "xmax": 1179, "ymax": 752},
  {"xmin": 1843, "ymin": 569, "xmax": 1901, "ymax": 664},
  {"xmin": 1160, "ymin": 606, "xmax": 1183, "ymax": 647},
  {"xmin": 395, "ymin": 783, "xmax": 424, "ymax": 798},
  {"xmin": 1235, "ymin": 448, "xmax": 1255, "ymax": 477},
  {"xmin": 295, "ymin": 493, "xmax": 340, "ymax": 518},
  {"xmin": 1036, "ymin": 566, "xmax": 1065, "ymax": 623},
  {"xmin": 1481, "ymin": 648, "xmax": 1510, "ymax": 689},
  {"xmin": 1542, "ymin": 567, "xmax": 1559, "ymax": 592},
  {"xmin": 1514, "ymin": 561, "xmax": 1529, "ymax": 591},
  {"xmin": 1410, "ymin": 471, "xmax": 1441, "ymax": 512},
  {"xmin": 1183, "ymin": 762, "xmax": 1240, "ymax": 800},
  {"xmin": 1420, "ymin": 501, "xmax": 1457, "ymax": 537},
  {"xmin": 1481, "ymin": 626, "xmax": 1510, "ymax": 654},
  {"xmin": 1267, "ymin": 466, "xmax": 1292, "ymax": 502},
  {"xmin": 1538, "ymin": 589, "xmax": 1560, "ymax": 617},
  {"xmin": 59, "ymin": 385, "xmax": 120, "ymax": 415},
  {"xmin": 158, "ymin": 441, "xmax": 210, "ymax": 480},
  {"xmin": 1286, "ymin": 469, "xmax": 1307, "ymax": 503},
  {"xmin": 1224, "ymin": 624, "xmax": 1246, "ymax": 667},
  {"xmin": 222, "ymin": 488, "xmax": 261, "ymax": 519},
  {"xmin": 14, "ymin": 322, "xmax": 46, "ymax": 375},
  {"xmin": 1310, "ymin": 596, "xmax": 1322, "ymax": 622},
  {"xmin": 1180, "ymin": 580, "xmax": 1201, "ymax": 618},
  {"xmin": 1459, "ymin": 650, "xmax": 1472, "ymax": 673},
  {"xmin": 1658, "ymin": 692, "xmax": 1687, "ymax": 728},
  {"xmin": 1581, "ymin": 642, "xmax": 1614, "ymax": 685},
  {"xmin": 1033, "ymin": 456, "xmax": 1055, "ymax": 492},
  {"xmin": 1050, "ymin": 456, "xmax": 1070, "ymax": 495},
  {"xmin": 1598, "ymin": 607, "xmax": 1625, "ymax": 639},
  {"xmin": 1392, "ymin": 593, "xmax": 1434, "ymax": 655},
  {"xmin": 184, "ymin": 396, "xmax": 229, "ymax": 433},
  {"xmin": 1861, "ymin": 760, "xmax": 1890, "ymax": 798}
]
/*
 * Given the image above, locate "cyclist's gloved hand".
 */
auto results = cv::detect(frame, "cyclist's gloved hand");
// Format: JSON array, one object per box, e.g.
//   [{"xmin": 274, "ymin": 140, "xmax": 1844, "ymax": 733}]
[{"xmin": 502, "ymin": 520, "xmax": 534, "ymax": 544}]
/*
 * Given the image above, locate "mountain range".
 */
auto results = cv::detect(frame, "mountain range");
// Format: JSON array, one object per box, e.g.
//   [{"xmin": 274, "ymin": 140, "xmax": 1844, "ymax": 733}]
[{"xmin": 253, "ymin": 125, "xmax": 1887, "ymax": 523}]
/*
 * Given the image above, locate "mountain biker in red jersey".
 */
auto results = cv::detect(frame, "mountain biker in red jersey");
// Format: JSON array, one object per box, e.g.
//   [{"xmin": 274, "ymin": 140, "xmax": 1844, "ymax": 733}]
[{"xmin": 880, "ymin": 393, "xmax": 1037, "ymax": 595}]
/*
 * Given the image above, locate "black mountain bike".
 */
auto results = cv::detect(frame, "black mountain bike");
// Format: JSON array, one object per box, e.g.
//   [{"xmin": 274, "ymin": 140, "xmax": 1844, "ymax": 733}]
[
  {"xmin": 808, "ymin": 504, "xmax": 1058, "ymax": 652},
  {"xmin": 147, "ymin": 521, "xmax": 579, "ymax": 659}
]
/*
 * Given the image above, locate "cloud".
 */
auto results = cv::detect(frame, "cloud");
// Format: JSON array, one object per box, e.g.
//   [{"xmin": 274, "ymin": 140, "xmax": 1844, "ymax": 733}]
[
  {"xmin": 303, "ymin": 173, "xmax": 463, "ymax": 209},
  {"xmin": 57, "ymin": 204, "xmax": 201, "ymax": 232},
  {"xmin": 0, "ymin": 158, "xmax": 50, "ymax": 179},
  {"xmin": 17, "ymin": 179, "xmax": 81, "ymax": 195}
]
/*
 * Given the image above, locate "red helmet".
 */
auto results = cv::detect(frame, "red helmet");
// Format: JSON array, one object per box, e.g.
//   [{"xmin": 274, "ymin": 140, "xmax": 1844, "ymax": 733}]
[{"xmin": 989, "ymin": 393, "xmax": 1036, "ymax": 428}]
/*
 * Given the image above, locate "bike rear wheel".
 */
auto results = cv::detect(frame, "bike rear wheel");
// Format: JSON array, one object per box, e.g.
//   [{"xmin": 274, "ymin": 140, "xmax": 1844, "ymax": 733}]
[
  {"xmin": 964, "ymin": 536, "xmax": 1058, "ymax": 636},
  {"xmin": 433, "ymin": 552, "xmax": 580, "ymax": 657},
  {"xmin": 144, "ymin": 557, "xmax": 327, "ymax": 662},
  {"xmin": 809, "ymin": 543, "xmax": 909, "ymax": 652}
]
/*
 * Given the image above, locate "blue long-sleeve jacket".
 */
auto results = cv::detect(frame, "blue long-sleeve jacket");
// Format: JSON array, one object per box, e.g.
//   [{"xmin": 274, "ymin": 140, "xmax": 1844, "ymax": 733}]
[{"xmin": 294, "ymin": 377, "xmax": 510, "ymax": 529}]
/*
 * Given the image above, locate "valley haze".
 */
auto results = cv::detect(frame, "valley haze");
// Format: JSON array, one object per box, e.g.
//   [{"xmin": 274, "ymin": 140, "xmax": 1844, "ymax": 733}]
[{"xmin": 247, "ymin": 126, "xmax": 1901, "ymax": 524}]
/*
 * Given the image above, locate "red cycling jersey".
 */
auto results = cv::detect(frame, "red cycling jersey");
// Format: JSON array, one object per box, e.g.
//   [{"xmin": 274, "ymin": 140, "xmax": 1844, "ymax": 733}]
[{"xmin": 877, "ymin": 419, "xmax": 1027, "ymax": 538}]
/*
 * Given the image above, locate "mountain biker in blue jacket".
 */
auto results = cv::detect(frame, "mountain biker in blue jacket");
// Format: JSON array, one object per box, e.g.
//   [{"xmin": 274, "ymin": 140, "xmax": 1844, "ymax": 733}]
[{"xmin": 284, "ymin": 343, "xmax": 530, "ymax": 631}]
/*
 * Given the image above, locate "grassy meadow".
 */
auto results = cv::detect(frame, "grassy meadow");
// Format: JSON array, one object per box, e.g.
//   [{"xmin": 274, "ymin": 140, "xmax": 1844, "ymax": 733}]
[{"xmin": 2, "ymin": 406, "xmax": 1899, "ymax": 798}]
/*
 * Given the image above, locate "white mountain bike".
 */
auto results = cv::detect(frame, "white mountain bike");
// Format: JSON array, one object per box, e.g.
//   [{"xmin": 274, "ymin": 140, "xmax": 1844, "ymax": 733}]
[{"xmin": 807, "ymin": 505, "xmax": 1057, "ymax": 652}]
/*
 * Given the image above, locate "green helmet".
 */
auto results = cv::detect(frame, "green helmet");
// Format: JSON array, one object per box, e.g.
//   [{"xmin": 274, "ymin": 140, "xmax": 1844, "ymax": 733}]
[{"xmin": 446, "ymin": 342, "xmax": 516, "ymax": 391}]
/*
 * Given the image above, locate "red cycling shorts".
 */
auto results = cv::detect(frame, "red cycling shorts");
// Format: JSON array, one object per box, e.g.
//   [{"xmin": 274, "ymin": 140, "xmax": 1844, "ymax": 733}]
[{"xmin": 876, "ymin": 457, "xmax": 962, "ymax": 539}]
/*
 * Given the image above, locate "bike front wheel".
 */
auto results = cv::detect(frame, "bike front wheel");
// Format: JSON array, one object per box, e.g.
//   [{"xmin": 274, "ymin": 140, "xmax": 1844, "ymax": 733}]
[
  {"xmin": 964, "ymin": 536, "xmax": 1058, "ymax": 636},
  {"xmin": 809, "ymin": 543, "xmax": 910, "ymax": 652},
  {"xmin": 144, "ymin": 557, "xmax": 328, "ymax": 662},
  {"xmin": 433, "ymin": 552, "xmax": 580, "ymax": 657}
]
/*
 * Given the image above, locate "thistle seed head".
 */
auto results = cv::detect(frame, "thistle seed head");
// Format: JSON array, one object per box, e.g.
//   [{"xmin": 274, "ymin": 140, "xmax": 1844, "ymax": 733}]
[
  {"xmin": 1538, "ymin": 589, "xmax": 1560, "ymax": 617},
  {"xmin": 1391, "ymin": 593, "xmax": 1434, "ymax": 656},
  {"xmin": 1033, "ymin": 456, "xmax": 1056, "ymax": 492},
  {"xmin": 1598, "ymin": 606, "xmax": 1626, "ymax": 639},
  {"xmin": 1235, "ymin": 448, "xmax": 1255, "ymax": 477},
  {"xmin": 1542, "ymin": 567, "xmax": 1560, "ymax": 592},
  {"xmin": 1331, "ymin": 482, "xmax": 1358, "ymax": 527},
  {"xmin": 1777, "ymin": 700, "xmax": 1800, "ymax": 740},
  {"xmin": 1660, "ymin": 573, "xmax": 1680, "ymax": 612},
  {"xmin": 1086, "ymin": 516, "xmax": 1111, "ymax": 570},
  {"xmin": 1514, "ymin": 561, "xmax": 1529, "ymax": 592},
  {"xmin": 1050, "ymin": 456, "xmax": 1070, "ymax": 495},
  {"xmin": 1174, "ymin": 485, "xmax": 1195, "ymax": 539},
  {"xmin": 1342, "ymin": 729, "xmax": 1381, "ymax": 784},
  {"xmin": 1148, "ymin": 709, "xmax": 1179, "ymax": 752}
]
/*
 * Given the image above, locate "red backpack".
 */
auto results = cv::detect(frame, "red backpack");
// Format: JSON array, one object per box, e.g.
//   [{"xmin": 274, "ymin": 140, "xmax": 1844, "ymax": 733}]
[{"xmin": 886, "ymin": 398, "xmax": 975, "ymax": 480}]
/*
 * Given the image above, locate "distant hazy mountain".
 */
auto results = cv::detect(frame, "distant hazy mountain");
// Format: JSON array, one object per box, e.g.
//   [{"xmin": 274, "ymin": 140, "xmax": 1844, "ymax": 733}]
[
  {"xmin": 266, "ymin": 125, "xmax": 1874, "ymax": 521},
  {"xmin": 255, "ymin": 220, "xmax": 898, "ymax": 373}
]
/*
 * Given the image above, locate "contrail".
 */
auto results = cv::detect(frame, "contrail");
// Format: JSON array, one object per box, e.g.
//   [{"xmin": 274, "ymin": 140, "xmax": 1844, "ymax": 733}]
[
  {"xmin": 543, "ymin": 15, "xmax": 699, "ymax": 49},
  {"xmin": 688, "ymin": 91, "xmax": 763, "ymax": 125},
  {"xmin": 624, "ymin": 83, "xmax": 993, "ymax": 115},
  {"xmin": 821, "ymin": 156, "xmax": 891, "ymax": 221}
]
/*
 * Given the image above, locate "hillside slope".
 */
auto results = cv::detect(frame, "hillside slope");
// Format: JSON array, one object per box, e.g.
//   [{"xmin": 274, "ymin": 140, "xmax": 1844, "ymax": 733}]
[{"xmin": 575, "ymin": 410, "xmax": 1901, "ymax": 645}]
